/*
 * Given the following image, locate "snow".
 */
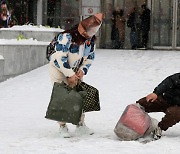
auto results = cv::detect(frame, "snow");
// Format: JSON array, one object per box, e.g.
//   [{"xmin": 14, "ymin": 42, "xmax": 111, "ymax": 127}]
[
  {"xmin": 0, "ymin": 25, "xmax": 63, "ymax": 32},
  {"xmin": 0, "ymin": 25, "xmax": 63, "ymax": 45},
  {"xmin": 0, "ymin": 55, "xmax": 4, "ymax": 59},
  {"xmin": 0, "ymin": 38, "xmax": 50, "ymax": 45},
  {"xmin": 0, "ymin": 49, "xmax": 180, "ymax": 154}
]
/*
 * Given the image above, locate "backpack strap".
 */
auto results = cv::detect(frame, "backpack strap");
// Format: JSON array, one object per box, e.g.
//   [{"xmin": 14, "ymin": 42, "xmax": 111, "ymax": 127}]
[{"xmin": 46, "ymin": 32, "xmax": 62, "ymax": 61}]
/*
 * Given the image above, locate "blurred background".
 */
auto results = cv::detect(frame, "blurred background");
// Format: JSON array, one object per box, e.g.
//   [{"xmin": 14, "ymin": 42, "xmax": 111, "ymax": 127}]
[{"xmin": 0, "ymin": 0, "xmax": 180, "ymax": 50}]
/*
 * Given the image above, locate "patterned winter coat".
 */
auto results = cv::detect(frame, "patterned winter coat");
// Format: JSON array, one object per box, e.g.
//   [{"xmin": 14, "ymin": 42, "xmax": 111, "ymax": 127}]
[
  {"xmin": 49, "ymin": 33, "xmax": 95, "ymax": 84},
  {"xmin": 153, "ymin": 73, "xmax": 180, "ymax": 105}
]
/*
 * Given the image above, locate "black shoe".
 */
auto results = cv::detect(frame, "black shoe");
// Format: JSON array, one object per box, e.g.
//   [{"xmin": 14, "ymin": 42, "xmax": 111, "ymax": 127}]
[
  {"xmin": 152, "ymin": 127, "xmax": 162, "ymax": 140},
  {"xmin": 131, "ymin": 45, "xmax": 137, "ymax": 50}
]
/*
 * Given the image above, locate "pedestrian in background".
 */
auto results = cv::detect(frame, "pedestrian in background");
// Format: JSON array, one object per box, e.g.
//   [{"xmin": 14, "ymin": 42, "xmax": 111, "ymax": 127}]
[
  {"xmin": 140, "ymin": 4, "xmax": 151, "ymax": 49},
  {"xmin": 116, "ymin": 9, "xmax": 126, "ymax": 49},
  {"xmin": 111, "ymin": 7, "xmax": 120, "ymax": 49},
  {"xmin": 0, "ymin": 1, "xmax": 9, "ymax": 28},
  {"xmin": 127, "ymin": 7, "xmax": 138, "ymax": 49}
]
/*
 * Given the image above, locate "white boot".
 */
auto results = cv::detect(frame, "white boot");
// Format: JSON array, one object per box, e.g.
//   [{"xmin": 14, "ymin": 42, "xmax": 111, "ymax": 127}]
[
  {"xmin": 59, "ymin": 124, "xmax": 71, "ymax": 138},
  {"xmin": 74, "ymin": 123, "xmax": 94, "ymax": 136}
]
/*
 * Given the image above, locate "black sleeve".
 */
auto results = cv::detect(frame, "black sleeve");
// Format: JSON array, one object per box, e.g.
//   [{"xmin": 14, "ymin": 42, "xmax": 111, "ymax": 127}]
[{"xmin": 153, "ymin": 73, "xmax": 180, "ymax": 96}]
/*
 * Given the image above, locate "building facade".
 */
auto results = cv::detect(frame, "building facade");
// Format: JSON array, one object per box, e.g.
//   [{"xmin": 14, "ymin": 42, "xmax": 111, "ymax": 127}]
[{"xmin": 7, "ymin": 0, "xmax": 180, "ymax": 50}]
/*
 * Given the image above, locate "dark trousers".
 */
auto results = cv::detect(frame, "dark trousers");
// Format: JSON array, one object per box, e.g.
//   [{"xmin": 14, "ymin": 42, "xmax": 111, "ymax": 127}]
[
  {"xmin": 130, "ymin": 31, "xmax": 137, "ymax": 49},
  {"xmin": 136, "ymin": 96, "xmax": 180, "ymax": 131},
  {"xmin": 141, "ymin": 30, "xmax": 149, "ymax": 48},
  {"xmin": 112, "ymin": 40, "xmax": 120, "ymax": 49}
]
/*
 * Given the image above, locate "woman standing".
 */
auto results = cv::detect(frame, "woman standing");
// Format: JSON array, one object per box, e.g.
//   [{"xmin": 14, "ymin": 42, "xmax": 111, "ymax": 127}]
[
  {"xmin": 111, "ymin": 7, "xmax": 120, "ymax": 49},
  {"xmin": 127, "ymin": 7, "xmax": 138, "ymax": 49},
  {"xmin": 0, "ymin": 1, "xmax": 9, "ymax": 28},
  {"xmin": 116, "ymin": 9, "xmax": 126, "ymax": 49},
  {"xmin": 48, "ymin": 13, "xmax": 103, "ymax": 138}
]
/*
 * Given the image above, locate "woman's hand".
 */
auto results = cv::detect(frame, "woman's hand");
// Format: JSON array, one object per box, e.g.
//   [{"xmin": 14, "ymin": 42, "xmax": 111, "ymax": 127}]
[
  {"xmin": 76, "ymin": 70, "xmax": 84, "ymax": 80},
  {"xmin": 67, "ymin": 74, "xmax": 78, "ymax": 87},
  {"xmin": 146, "ymin": 93, "xmax": 158, "ymax": 102}
]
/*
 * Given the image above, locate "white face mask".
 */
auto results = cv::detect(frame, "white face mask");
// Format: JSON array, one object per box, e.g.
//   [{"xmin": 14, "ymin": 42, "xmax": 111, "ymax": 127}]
[{"xmin": 86, "ymin": 24, "xmax": 101, "ymax": 37}]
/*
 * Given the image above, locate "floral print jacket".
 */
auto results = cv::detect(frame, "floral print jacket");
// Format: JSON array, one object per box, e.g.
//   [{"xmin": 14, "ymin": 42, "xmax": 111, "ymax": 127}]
[{"xmin": 51, "ymin": 33, "xmax": 95, "ymax": 78}]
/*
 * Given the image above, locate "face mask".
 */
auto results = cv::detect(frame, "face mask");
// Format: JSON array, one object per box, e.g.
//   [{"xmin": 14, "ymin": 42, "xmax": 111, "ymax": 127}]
[{"xmin": 86, "ymin": 24, "xmax": 101, "ymax": 37}]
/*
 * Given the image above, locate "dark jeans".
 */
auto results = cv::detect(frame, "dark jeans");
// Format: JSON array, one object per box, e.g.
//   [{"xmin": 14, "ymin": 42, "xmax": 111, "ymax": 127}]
[
  {"xmin": 130, "ymin": 31, "xmax": 137, "ymax": 49},
  {"xmin": 112, "ymin": 40, "xmax": 120, "ymax": 49},
  {"xmin": 136, "ymin": 96, "xmax": 180, "ymax": 131},
  {"xmin": 141, "ymin": 30, "xmax": 149, "ymax": 48}
]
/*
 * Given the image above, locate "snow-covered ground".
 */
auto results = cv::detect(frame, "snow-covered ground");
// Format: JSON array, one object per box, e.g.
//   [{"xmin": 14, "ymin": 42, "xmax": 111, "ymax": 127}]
[
  {"xmin": 0, "ymin": 49, "xmax": 180, "ymax": 154},
  {"xmin": 0, "ymin": 25, "xmax": 63, "ymax": 32}
]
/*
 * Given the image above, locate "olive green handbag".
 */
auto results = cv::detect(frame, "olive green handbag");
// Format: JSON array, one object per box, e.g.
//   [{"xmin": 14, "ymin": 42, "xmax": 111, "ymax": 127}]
[
  {"xmin": 45, "ymin": 81, "xmax": 100, "ymax": 125},
  {"xmin": 45, "ymin": 82, "xmax": 86, "ymax": 125}
]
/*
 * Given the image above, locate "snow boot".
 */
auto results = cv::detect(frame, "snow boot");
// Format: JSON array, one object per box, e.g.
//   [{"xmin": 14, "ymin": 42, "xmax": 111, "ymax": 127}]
[
  {"xmin": 74, "ymin": 123, "xmax": 94, "ymax": 136},
  {"xmin": 59, "ymin": 124, "xmax": 71, "ymax": 138}
]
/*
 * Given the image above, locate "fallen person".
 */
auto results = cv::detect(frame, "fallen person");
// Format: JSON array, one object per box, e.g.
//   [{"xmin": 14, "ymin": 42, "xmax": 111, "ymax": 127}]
[{"xmin": 114, "ymin": 73, "xmax": 180, "ymax": 142}]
